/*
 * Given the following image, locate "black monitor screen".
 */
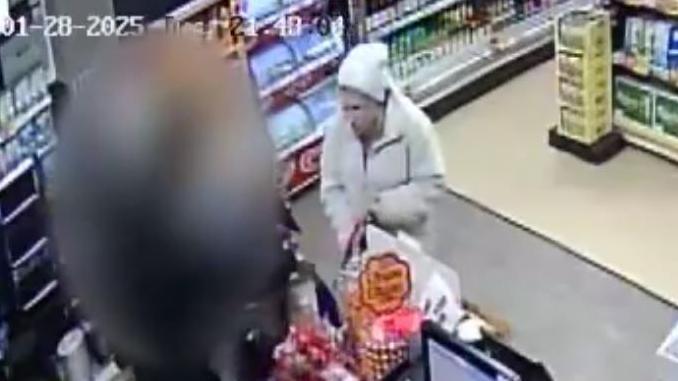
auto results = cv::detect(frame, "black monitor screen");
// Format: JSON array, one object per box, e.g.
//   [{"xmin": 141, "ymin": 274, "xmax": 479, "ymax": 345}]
[
  {"xmin": 428, "ymin": 339, "xmax": 498, "ymax": 381},
  {"xmin": 423, "ymin": 322, "xmax": 520, "ymax": 381}
]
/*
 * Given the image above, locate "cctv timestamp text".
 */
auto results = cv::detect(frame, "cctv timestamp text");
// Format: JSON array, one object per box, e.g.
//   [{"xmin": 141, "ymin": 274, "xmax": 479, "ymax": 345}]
[
  {"xmin": 0, "ymin": 15, "xmax": 146, "ymax": 38},
  {"xmin": 228, "ymin": 15, "xmax": 341, "ymax": 38}
]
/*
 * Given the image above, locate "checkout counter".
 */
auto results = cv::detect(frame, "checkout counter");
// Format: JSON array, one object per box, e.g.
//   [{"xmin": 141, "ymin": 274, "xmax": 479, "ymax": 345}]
[{"xmin": 312, "ymin": 225, "xmax": 556, "ymax": 381}]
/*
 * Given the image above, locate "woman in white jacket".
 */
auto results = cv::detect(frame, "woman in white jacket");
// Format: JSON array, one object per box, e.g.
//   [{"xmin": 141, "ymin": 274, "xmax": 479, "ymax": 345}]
[{"xmin": 320, "ymin": 43, "xmax": 447, "ymax": 255}]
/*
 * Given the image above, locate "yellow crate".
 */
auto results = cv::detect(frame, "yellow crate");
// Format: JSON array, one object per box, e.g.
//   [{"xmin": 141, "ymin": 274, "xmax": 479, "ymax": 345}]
[{"xmin": 560, "ymin": 106, "xmax": 611, "ymax": 144}]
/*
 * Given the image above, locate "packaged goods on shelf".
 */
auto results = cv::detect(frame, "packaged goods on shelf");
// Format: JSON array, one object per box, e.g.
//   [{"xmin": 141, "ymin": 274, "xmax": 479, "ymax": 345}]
[
  {"xmin": 619, "ymin": 16, "xmax": 678, "ymax": 82},
  {"xmin": 0, "ymin": 64, "xmax": 53, "ymax": 178},
  {"xmin": 615, "ymin": 76, "xmax": 654, "ymax": 127},
  {"xmin": 624, "ymin": 17, "xmax": 652, "ymax": 75},
  {"xmin": 650, "ymin": 20, "xmax": 673, "ymax": 80},
  {"xmin": 386, "ymin": 1, "xmax": 495, "ymax": 80}
]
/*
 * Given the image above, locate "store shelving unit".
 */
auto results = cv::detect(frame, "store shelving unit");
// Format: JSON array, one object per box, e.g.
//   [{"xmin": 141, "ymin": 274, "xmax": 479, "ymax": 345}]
[
  {"xmin": 0, "ymin": 155, "xmax": 59, "ymax": 326},
  {"xmin": 0, "ymin": 2, "xmax": 62, "ymax": 363},
  {"xmin": 243, "ymin": 0, "xmax": 346, "ymax": 197},
  {"xmin": 0, "ymin": 6, "xmax": 60, "ymax": 329},
  {"xmin": 353, "ymin": 0, "xmax": 594, "ymax": 120},
  {"xmin": 367, "ymin": 0, "xmax": 462, "ymax": 40},
  {"xmin": 610, "ymin": 0, "xmax": 678, "ymax": 163}
]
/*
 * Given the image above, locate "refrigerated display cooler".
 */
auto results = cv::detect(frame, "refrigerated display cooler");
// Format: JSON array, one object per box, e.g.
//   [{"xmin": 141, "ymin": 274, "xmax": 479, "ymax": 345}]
[
  {"xmin": 246, "ymin": 0, "xmax": 346, "ymax": 196},
  {"xmin": 352, "ymin": 0, "xmax": 595, "ymax": 120}
]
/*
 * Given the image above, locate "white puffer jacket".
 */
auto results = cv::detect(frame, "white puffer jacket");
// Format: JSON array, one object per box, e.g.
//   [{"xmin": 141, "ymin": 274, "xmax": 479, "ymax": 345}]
[{"xmin": 320, "ymin": 85, "xmax": 446, "ymax": 254}]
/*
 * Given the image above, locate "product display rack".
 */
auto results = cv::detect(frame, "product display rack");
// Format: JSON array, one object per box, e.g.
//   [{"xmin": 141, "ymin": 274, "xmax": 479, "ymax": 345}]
[
  {"xmin": 610, "ymin": 0, "xmax": 678, "ymax": 163},
  {"xmin": 0, "ymin": 159, "xmax": 57, "ymax": 321},
  {"xmin": 352, "ymin": 0, "xmax": 594, "ymax": 119},
  {"xmin": 0, "ymin": 1, "xmax": 62, "ymax": 374},
  {"xmin": 549, "ymin": 7, "xmax": 625, "ymax": 162},
  {"xmin": 238, "ymin": 0, "xmax": 346, "ymax": 197},
  {"xmin": 0, "ymin": 0, "xmax": 57, "ymax": 190},
  {"xmin": 556, "ymin": 9, "xmax": 612, "ymax": 144}
]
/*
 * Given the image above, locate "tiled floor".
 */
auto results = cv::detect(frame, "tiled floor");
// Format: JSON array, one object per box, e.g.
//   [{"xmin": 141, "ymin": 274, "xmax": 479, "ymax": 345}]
[{"xmin": 435, "ymin": 60, "xmax": 678, "ymax": 306}]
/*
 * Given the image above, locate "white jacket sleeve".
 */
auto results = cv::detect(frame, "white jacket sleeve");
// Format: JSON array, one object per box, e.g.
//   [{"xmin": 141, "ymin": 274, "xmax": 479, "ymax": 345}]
[
  {"xmin": 320, "ymin": 123, "xmax": 356, "ymax": 239},
  {"xmin": 372, "ymin": 104, "xmax": 446, "ymax": 229}
]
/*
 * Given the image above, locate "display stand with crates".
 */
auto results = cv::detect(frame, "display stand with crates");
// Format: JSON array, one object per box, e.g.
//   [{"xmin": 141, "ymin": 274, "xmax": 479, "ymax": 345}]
[{"xmin": 549, "ymin": 8, "xmax": 625, "ymax": 163}]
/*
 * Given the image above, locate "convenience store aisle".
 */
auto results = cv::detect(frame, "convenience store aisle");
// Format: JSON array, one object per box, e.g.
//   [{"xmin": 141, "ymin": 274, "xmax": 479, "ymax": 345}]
[
  {"xmin": 293, "ymin": 189, "xmax": 678, "ymax": 381},
  {"xmin": 434, "ymin": 59, "xmax": 678, "ymax": 306}
]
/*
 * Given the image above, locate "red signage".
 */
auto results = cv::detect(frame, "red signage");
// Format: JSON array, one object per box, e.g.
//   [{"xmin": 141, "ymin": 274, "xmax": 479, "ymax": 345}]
[{"xmin": 284, "ymin": 138, "xmax": 323, "ymax": 195}]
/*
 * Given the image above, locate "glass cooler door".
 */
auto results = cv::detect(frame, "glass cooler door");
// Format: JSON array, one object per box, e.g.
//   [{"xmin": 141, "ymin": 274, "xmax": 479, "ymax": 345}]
[{"xmin": 266, "ymin": 102, "xmax": 315, "ymax": 152}]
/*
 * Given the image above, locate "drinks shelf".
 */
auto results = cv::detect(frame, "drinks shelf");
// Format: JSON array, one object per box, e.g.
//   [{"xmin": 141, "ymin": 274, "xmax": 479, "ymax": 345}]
[
  {"xmin": 613, "ymin": 56, "xmax": 678, "ymax": 95},
  {"xmin": 615, "ymin": 113, "xmax": 678, "ymax": 162},
  {"xmin": 0, "ymin": 96, "xmax": 52, "ymax": 148},
  {"xmin": 367, "ymin": 0, "xmax": 462, "ymax": 40},
  {"xmin": 400, "ymin": 0, "xmax": 593, "ymax": 107}
]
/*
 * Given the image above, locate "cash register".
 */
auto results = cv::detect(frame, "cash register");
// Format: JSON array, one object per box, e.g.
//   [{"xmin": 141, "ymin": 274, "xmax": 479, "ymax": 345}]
[{"xmin": 386, "ymin": 321, "xmax": 554, "ymax": 381}]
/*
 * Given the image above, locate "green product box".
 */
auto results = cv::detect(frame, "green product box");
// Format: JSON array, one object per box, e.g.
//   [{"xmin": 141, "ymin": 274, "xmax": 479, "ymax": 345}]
[
  {"xmin": 615, "ymin": 77, "xmax": 653, "ymax": 127},
  {"xmin": 654, "ymin": 90, "xmax": 678, "ymax": 138}
]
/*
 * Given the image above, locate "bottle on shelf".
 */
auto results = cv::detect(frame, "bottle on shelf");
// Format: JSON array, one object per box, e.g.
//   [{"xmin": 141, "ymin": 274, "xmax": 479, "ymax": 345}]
[
  {"xmin": 367, "ymin": 0, "xmax": 399, "ymax": 31},
  {"xmin": 388, "ymin": 1, "xmax": 490, "ymax": 80}
]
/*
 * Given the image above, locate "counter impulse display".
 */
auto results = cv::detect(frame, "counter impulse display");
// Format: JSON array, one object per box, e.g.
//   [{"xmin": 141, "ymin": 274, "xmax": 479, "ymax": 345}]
[
  {"xmin": 242, "ymin": 0, "xmax": 346, "ymax": 196},
  {"xmin": 354, "ymin": 0, "xmax": 593, "ymax": 117},
  {"xmin": 611, "ymin": 0, "xmax": 678, "ymax": 162}
]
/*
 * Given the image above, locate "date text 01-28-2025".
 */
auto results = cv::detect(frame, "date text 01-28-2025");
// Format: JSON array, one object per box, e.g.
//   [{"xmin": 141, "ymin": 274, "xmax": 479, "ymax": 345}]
[{"xmin": 0, "ymin": 15, "xmax": 146, "ymax": 37}]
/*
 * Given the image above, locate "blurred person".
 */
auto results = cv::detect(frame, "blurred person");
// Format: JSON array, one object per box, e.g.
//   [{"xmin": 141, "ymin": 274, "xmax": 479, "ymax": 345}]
[
  {"xmin": 55, "ymin": 34, "xmax": 293, "ymax": 381},
  {"xmin": 321, "ymin": 43, "xmax": 447, "ymax": 256}
]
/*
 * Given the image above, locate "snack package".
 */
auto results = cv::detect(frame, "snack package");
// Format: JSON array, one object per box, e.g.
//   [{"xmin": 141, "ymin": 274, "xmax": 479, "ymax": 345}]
[{"xmin": 271, "ymin": 323, "xmax": 357, "ymax": 381}]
